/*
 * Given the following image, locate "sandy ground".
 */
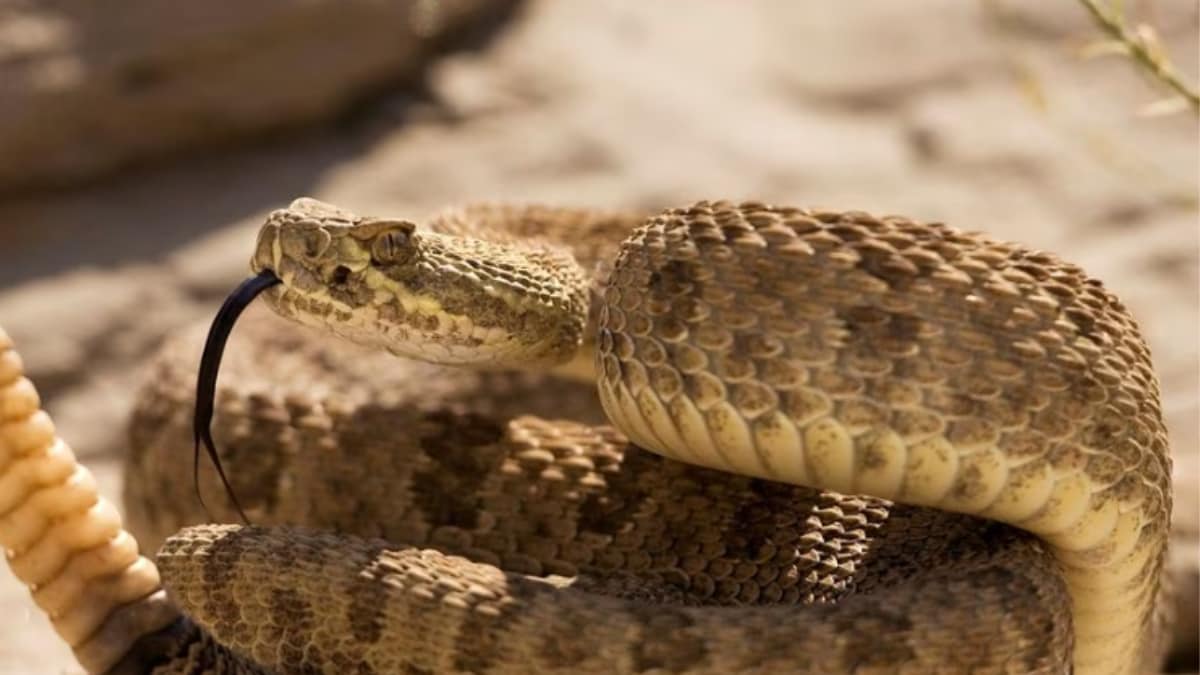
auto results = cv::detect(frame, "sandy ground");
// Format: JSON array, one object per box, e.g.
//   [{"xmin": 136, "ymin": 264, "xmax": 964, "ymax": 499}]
[{"xmin": 1, "ymin": 2, "xmax": 1197, "ymax": 673}]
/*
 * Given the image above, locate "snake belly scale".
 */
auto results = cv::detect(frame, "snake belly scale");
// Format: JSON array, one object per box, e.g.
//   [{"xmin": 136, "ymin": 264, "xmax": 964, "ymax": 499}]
[{"xmin": 128, "ymin": 198, "xmax": 1172, "ymax": 674}]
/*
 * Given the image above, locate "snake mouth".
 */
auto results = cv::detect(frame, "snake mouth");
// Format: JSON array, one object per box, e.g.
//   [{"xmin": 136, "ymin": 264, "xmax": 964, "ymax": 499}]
[{"xmin": 193, "ymin": 269, "xmax": 282, "ymax": 524}]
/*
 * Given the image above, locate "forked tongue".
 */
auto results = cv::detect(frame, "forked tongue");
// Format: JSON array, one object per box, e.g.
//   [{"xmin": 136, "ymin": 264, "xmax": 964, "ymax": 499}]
[{"xmin": 193, "ymin": 270, "xmax": 281, "ymax": 524}]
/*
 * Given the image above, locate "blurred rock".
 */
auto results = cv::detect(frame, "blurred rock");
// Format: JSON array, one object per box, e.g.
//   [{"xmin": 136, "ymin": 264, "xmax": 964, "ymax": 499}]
[{"xmin": 0, "ymin": 0, "xmax": 518, "ymax": 192}]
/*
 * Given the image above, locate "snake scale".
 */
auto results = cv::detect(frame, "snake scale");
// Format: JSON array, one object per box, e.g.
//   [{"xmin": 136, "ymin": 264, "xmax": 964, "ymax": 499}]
[{"xmin": 0, "ymin": 198, "xmax": 1173, "ymax": 674}]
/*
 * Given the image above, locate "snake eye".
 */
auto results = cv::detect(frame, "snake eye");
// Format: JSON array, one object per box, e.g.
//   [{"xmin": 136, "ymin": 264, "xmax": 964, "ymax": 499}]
[{"xmin": 371, "ymin": 228, "xmax": 412, "ymax": 265}]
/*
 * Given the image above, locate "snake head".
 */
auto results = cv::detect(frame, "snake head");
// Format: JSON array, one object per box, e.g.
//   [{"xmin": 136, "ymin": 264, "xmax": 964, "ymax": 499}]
[
  {"xmin": 249, "ymin": 198, "xmax": 588, "ymax": 367},
  {"xmin": 252, "ymin": 199, "xmax": 413, "ymax": 292}
]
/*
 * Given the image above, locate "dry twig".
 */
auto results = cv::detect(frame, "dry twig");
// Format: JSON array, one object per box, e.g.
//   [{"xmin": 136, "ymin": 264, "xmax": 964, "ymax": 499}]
[{"xmin": 1076, "ymin": 0, "xmax": 1200, "ymax": 114}]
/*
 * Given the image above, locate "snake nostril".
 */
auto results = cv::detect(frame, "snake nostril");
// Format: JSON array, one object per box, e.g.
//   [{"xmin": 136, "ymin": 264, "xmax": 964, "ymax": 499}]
[{"xmin": 331, "ymin": 265, "xmax": 351, "ymax": 285}]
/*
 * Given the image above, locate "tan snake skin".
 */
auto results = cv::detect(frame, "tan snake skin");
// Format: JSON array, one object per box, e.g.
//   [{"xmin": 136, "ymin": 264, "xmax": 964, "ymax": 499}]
[{"xmin": 2, "ymin": 199, "xmax": 1174, "ymax": 674}]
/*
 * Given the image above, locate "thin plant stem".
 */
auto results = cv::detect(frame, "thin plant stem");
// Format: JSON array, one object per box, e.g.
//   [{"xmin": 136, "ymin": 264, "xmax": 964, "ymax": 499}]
[{"xmin": 1076, "ymin": 0, "xmax": 1200, "ymax": 114}]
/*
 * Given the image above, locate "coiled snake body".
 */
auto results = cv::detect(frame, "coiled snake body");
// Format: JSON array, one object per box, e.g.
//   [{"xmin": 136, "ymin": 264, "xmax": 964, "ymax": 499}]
[{"xmin": 4, "ymin": 198, "xmax": 1174, "ymax": 674}]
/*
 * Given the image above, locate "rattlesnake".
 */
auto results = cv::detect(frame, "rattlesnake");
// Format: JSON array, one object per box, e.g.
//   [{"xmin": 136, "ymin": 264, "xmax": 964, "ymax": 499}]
[{"xmin": 0, "ymin": 199, "xmax": 1173, "ymax": 674}]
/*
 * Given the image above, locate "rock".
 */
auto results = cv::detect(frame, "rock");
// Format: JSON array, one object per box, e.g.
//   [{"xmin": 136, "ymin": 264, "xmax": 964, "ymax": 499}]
[{"xmin": 0, "ymin": 0, "xmax": 518, "ymax": 193}]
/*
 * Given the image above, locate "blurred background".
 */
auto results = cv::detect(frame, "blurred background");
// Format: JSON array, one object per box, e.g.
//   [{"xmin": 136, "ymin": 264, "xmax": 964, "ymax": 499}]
[{"xmin": 0, "ymin": 1, "xmax": 1196, "ymax": 673}]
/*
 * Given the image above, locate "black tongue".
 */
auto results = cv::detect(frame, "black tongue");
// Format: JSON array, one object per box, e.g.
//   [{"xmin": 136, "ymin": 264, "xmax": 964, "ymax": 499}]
[{"xmin": 193, "ymin": 270, "xmax": 281, "ymax": 524}]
